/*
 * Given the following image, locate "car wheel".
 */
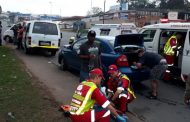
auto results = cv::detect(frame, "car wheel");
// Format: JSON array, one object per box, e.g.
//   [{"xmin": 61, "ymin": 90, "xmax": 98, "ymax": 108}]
[
  {"xmin": 60, "ymin": 58, "xmax": 67, "ymax": 70},
  {"xmin": 50, "ymin": 50, "xmax": 56, "ymax": 56},
  {"xmin": 4, "ymin": 36, "xmax": 12, "ymax": 43},
  {"xmin": 24, "ymin": 43, "xmax": 30, "ymax": 54}
]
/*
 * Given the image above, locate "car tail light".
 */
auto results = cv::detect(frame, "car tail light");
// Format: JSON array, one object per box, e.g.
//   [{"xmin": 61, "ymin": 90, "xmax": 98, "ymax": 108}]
[
  {"xmin": 116, "ymin": 55, "xmax": 129, "ymax": 66},
  {"xmin": 28, "ymin": 36, "xmax": 31, "ymax": 45}
]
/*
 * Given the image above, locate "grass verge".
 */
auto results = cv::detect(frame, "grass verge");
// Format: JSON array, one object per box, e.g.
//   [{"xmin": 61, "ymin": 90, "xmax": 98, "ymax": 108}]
[{"xmin": 0, "ymin": 46, "xmax": 63, "ymax": 122}]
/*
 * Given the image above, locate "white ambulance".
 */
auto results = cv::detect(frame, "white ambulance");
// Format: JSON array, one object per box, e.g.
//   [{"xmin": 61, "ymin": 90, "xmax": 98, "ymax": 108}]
[
  {"xmin": 90, "ymin": 23, "xmax": 138, "ymax": 36},
  {"xmin": 139, "ymin": 22, "xmax": 190, "ymax": 81},
  {"xmin": 22, "ymin": 20, "xmax": 62, "ymax": 56}
]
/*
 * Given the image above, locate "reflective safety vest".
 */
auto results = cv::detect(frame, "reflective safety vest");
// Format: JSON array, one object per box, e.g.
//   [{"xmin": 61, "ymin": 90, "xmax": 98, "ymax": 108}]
[
  {"xmin": 70, "ymin": 81, "xmax": 97, "ymax": 115},
  {"xmin": 121, "ymin": 75, "xmax": 136, "ymax": 99},
  {"xmin": 164, "ymin": 35, "xmax": 177, "ymax": 56}
]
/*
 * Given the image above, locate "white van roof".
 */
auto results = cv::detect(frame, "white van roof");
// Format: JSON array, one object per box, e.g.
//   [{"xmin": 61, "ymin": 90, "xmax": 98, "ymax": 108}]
[
  {"xmin": 92, "ymin": 23, "xmax": 136, "ymax": 29},
  {"xmin": 142, "ymin": 22, "xmax": 190, "ymax": 30},
  {"xmin": 25, "ymin": 20, "xmax": 57, "ymax": 24}
]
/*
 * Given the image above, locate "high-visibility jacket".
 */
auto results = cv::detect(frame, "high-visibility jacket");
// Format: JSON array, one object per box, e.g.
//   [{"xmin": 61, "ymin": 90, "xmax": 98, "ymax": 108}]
[
  {"xmin": 70, "ymin": 81, "xmax": 97, "ymax": 115},
  {"xmin": 107, "ymin": 74, "xmax": 136, "ymax": 99},
  {"xmin": 121, "ymin": 75, "xmax": 136, "ymax": 99},
  {"xmin": 164, "ymin": 35, "xmax": 177, "ymax": 56}
]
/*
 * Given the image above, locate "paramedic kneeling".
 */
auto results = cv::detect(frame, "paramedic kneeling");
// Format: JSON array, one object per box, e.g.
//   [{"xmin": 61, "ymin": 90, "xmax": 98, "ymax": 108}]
[
  {"xmin": 69, "ymin": 68, "xmax": 126, "ymax": 122},
  {"xmin": 107, "ymin": 64, "xmax": 136, "ymax": 116}
]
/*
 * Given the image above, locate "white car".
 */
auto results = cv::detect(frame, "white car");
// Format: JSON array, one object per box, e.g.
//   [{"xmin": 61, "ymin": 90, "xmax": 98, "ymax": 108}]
[{"xmin": 3, "ymin": 24, "xmax": 16, "ymax": 43}]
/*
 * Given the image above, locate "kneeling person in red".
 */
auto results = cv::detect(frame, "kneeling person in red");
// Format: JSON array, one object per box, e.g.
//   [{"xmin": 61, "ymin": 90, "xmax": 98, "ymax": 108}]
[
  {"xmin": 107, "ymin": 65, "xmax": 136, "ymax": 115},
  {"xmin": 69, "ymin": 68, "xmax": 126, "ymax": 122}
]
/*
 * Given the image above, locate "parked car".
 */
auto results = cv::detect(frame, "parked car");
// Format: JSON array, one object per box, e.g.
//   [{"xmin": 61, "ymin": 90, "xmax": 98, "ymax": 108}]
[
  {"xmin": 58, "ymin": 34, "xmax": 150, "ymax": 84},
  {"xmin": 3, "ymin": 24, "xmax": 15, "ymax": 43}
]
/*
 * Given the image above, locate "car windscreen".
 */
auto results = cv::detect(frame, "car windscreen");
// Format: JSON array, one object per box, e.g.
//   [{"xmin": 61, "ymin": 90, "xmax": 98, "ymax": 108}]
[{"xmin": 32, "ymin": 22, "xmax": 58, "ymax": 35}]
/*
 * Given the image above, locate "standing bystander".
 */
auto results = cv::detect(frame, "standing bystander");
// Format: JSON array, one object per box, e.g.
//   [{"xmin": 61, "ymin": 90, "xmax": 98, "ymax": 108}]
[
  {"xmin": 0, "ymin": 21, "xmax": 2, "ymax": 46},
  {"xmin": 184, "ymin": 74, "xmax": 190, "ymax": 105},
  {"xmin": 133, "ymin": 48, "xmax": 168, "ymax": 99},
  {"xmin": 78, "ymin": 30, "xmax": 102, "ymax": 82},
  {"xmin": 13, "ymin": 25, "xmax": 18, "ymax": 45},
  {"xmin": 16, "ymin": 24, "xmax": 24, "ymax": 49}
]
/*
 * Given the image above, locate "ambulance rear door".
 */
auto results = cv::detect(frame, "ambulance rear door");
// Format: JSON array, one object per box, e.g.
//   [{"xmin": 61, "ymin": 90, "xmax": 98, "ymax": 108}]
[{"xmin": 181, "ymin": 30, "xmax": 190, "ymax": 77}]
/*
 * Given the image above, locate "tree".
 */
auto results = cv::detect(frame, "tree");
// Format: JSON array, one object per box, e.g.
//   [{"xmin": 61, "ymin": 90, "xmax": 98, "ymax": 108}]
[
  {"xmin": 128, "ymin": 0, "xmax": 157, "ymax": 10},
  {"xmin": 156, "ymin": 0, "xmax": 190, "ymax": 10},
  {"xmin": 87, "ymin": 7, "xmax": 102, "ymax": 16},
  {"xmin": 167, "ymin": 0, "xmax": 186, "ymax": 9}
]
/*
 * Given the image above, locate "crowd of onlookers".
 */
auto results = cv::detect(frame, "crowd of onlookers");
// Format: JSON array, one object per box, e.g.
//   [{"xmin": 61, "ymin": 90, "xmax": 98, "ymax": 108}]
[
  {"xmin": 0, "ymin": 21, "xmax": 24, "ymax": 49},
  {"xmin": 10, "ymin": 23, "xmax": 24, "ymax": 49}
]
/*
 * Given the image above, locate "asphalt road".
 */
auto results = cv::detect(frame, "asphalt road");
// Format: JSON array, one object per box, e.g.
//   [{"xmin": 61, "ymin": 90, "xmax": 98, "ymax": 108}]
[{"xmin": 2, "ymin": 26, "xmax": 190, "ymax": 122}]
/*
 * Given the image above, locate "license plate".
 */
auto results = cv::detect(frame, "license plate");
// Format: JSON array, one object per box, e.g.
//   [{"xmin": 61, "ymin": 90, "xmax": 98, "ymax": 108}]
[{"xmin": 39, "ymin": 41, "xmax": 51, "ymax": 46}]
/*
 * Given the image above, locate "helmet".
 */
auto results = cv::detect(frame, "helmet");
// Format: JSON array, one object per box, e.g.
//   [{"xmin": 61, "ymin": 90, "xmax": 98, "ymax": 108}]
[{"xmin": 69, "ymin": 37, "xmax": 75, "ymax": 44}]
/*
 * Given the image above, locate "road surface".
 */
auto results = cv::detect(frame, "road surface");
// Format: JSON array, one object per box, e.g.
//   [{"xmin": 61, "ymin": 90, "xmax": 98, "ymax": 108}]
[{"xmin": 3, "ymin": 29, "xmax": 190, "ymax": 122}]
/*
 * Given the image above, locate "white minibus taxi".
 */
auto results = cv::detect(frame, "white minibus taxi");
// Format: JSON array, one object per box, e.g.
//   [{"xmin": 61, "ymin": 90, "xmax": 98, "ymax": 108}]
[{"xmin": 22, "ymin": 20, "xmax": 62, "ymax": 56}]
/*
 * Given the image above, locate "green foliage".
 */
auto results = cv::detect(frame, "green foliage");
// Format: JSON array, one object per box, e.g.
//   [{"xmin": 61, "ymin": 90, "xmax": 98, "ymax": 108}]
[
  {"xmin": 87, "ymin": 7, "xmax": 103, "ymax": 16},
  {"xmin": 0, "ymin": 47, "xmax": 60, "ymax": 122},
  {"xmin": 128, "ymin": 0, "xmax": 190, "ymax": 10}
]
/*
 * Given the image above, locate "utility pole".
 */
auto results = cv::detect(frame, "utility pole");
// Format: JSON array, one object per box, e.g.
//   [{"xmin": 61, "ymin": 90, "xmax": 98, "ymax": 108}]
[
  {"xmin": 60, "ymin": 8, "xmax": 62, "ymax": 17},
  {"xmin": 0, "ymin": 5, "xmax": 2, "ymax": 14},
  {"xmin": 103, "ymin": 0, "xmax": 106, "ymax": 24},
  {"xmin": 49, "ymin": 1, "xmax": 52, "ymax": 15},
  {"xmin": 90, "ymin": 0, "xmax": 92, "ymax": 23},
  {"xmin": 91, "ymin": 0, "xmax": 92, "ymax": 10}
]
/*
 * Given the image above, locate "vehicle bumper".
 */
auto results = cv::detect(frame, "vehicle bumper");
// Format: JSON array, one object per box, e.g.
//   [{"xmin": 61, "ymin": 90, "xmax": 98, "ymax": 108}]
[
  {"xmin": 118, "ymin": 67, "xmax": 150, "ymax": 83},
  {"xmin": 30, "ymin": 46, "xmax": 59, "ymax": 49}
]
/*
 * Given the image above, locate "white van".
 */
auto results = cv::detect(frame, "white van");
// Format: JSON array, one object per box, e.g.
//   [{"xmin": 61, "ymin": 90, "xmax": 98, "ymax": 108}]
[
  {"xmin": 139, "ymin": 22, "xmax": 190, "ymax": 81},
  {"xmin": 90, "ymin": 23, "xmax": 138, "ymax": 36},
  {"xmin": 22, "ymin": 20, "xmax": 62, "ymax": 56}
]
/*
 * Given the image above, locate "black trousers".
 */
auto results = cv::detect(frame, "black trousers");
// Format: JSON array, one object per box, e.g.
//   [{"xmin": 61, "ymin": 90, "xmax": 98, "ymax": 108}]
[{"xmin": 17, "ymin": 38, "xmax": 22, "ymax": 49}]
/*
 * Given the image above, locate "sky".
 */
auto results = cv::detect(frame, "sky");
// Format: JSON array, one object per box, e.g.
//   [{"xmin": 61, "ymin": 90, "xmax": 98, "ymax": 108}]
[{"xmin": 0, "ymin": 0, "xmax": 118, "ymax": 16}]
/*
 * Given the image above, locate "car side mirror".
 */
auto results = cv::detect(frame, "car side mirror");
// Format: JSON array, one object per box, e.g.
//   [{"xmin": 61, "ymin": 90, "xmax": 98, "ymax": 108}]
[{"xmin": 67, "ymin": 45, "xmax": 72, "ymax": 50}]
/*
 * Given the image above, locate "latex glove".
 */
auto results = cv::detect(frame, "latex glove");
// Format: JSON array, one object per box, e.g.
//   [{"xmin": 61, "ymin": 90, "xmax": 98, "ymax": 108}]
[{"xmin": 116, "ymin": 115, "xmax": 127, "ymax": 122}]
